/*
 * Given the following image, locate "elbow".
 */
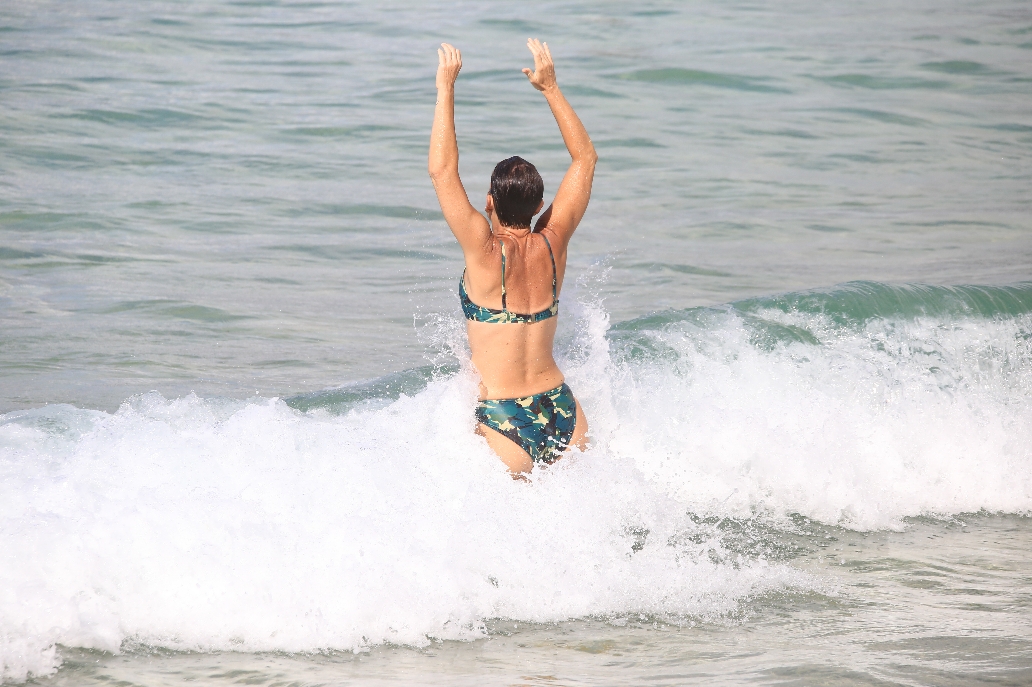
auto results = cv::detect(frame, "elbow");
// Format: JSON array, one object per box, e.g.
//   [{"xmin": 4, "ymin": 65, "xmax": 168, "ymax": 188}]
[
  {"xmin": 427, "ymin": 162, "xmax": 452, "ymax": 180},
  {"xmin": 575, "ymin": 144, "xmax": 598, "ymax": 165},
  {"xmin": 576, "ymin": 148, "xmax": 598, "ymax": 166}
]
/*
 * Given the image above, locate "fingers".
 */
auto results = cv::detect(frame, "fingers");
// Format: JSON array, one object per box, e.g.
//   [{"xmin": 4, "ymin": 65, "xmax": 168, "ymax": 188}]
[
  {"xmin": 525, "ymin": 38, "xmax": 542, "ymax": 76},
  {"xmin": 526, "ymin": 37, "xmax": 552, "ymax": 67},
  {"xmin": 439, "ymin": 43, "xmax": 462, "ymax": 64},
  {"xmin": 437, "ymin": 42, "xmax": 462, "ymax": 82}
]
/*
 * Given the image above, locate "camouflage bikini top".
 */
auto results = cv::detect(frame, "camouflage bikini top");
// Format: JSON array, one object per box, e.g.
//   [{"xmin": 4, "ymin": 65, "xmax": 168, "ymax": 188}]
[{"xmin": 460, "ymin": 234, "xmax": 558, "ymax": 324}]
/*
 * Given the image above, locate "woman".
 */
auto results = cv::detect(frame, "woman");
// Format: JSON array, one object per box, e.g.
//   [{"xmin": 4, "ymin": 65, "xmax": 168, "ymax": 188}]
[{"xmin": 429, "ymin": 39, "xmax": 597, "ymax": 476}]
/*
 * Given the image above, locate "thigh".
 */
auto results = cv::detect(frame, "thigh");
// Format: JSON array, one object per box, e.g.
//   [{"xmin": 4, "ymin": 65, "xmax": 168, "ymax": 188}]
[
  {"xmin": 570, "ymin": 393, "xmax": 589, "ymax": 450},
  {"xmin": 477, "ymin": 423, "xmax": 534, "ymax": 476}
]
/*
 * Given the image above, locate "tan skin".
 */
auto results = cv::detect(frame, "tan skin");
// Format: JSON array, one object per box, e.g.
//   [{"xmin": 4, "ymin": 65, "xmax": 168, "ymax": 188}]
[{"xmin": 429, "ymin": 39, "xmax": 598, "ymax": 477}]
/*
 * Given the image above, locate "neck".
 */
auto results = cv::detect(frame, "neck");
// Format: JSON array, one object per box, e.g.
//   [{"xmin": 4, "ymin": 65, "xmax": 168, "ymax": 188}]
[{"xmin": 492, "ymin": 221, "xmax": 532, "ymax": 239}]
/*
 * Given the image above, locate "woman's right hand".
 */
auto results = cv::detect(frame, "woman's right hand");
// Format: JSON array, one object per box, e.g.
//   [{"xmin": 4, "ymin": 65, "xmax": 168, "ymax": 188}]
[
  {"xmin": 436, "ymin": 43, "xmax": 462, "ymax": 90},
  {"xmin": 522, "ymin": 38, "xmax": 557, "ymax": 92}
]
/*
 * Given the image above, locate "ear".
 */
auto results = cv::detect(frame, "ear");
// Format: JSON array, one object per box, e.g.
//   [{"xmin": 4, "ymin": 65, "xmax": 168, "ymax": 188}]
[
  {"xmin": 485, "ymin": 194, "xmax": 495, "ymax": 214},
  {"xmin": 535, "ymin": 199, "xmax": 544, "ymax": 214}
]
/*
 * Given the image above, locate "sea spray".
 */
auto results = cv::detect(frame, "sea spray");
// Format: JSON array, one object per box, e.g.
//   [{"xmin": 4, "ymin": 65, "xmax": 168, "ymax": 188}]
[
  {"xmin": 0, "ymin": 392, "xmax": 809, "ymax": 680},
  {"xmin": 2, "ymin": 281, "xmax": 1031, "ymax": 681},
  {"xmin": 599, "ymin": 282, "xmax": 1032, "ymax": 528}
]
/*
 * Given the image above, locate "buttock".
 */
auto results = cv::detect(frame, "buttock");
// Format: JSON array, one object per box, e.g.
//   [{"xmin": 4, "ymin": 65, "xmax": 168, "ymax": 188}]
[{"xmin": 475, "ymin": 382, "xmax": 577, "ymax": 463}]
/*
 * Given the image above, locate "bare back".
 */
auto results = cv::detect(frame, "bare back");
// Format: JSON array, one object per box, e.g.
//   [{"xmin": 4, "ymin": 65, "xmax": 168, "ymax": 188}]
[{"xmin": 463, "ymin": 228, "xmax": 568, "ymax": 399}]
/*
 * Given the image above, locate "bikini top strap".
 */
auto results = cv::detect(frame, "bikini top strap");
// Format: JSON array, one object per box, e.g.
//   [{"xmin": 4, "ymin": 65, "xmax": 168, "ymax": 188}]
[
  {"xmin": 500, "ymin": 240, "xmax": 507, "ymax": 312},
  {"xmin": 541, "ymin": 234, "xmax": 557, "ymax": 303}
]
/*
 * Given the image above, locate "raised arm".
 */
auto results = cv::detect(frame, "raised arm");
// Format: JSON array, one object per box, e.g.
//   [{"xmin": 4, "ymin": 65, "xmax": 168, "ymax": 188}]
[
  {"xmin": 524, "ymin": 39, "xmax": 598, "ymax": 245},
  {"xmin": 428, "ymin": 43, "xmax": 490, "ymax": 254}
]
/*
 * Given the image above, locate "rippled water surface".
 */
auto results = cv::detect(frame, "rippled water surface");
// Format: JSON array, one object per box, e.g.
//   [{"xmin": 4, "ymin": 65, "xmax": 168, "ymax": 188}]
[
  {"xmin": 2, "ymin": 0, "xmax": 1031, "ymax": 410},
  {"xmin": 2, "ymin": 0, "xmax": 1031, "ymax": 685}
]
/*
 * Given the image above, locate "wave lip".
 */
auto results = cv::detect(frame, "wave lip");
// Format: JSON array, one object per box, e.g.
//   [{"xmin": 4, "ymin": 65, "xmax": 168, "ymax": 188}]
[{"xmin": 732, "ymin": 280, "xmax": 1032, "ymax": 323}]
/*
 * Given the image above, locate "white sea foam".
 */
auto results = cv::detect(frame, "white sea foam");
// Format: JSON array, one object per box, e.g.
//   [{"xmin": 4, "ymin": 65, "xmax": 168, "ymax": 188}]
[
  {"xmin": 584, "ymin": 302, "xmax": 1032, "ymax": 531},
  {"xmin": 2, "ymin": 293, "xmax": 1031, "ymax": 681}
]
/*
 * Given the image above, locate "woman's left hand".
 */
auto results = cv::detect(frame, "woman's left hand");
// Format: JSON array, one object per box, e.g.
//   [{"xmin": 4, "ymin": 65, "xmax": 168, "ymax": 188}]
[
  {"xmin": 436, "ymin": 43, "xmax": 462, "ymax": 89},
  {"xmin": 522, "ymin": 38, "xmax": 556, "ymax": 92}
]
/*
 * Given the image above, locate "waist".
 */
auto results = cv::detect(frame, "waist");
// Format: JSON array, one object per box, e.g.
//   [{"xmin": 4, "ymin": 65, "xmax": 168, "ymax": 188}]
[
  {"xmin": 477, "ymin": 381, "xmax": 571, "ymax": 404},
  {"xmin": 472, "ymin": 361, "xmax": 565, "ymax": 402}
]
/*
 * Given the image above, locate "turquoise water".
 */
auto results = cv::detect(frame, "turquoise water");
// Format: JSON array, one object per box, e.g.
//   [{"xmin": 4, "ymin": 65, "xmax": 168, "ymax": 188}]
[
  {"xmin": 3, "ymin": 0, "xmax": 1030, "ymax": 410},
  {"xmin": 2, "ymin": 0, "xmax": 1031, "ymax": 684}
]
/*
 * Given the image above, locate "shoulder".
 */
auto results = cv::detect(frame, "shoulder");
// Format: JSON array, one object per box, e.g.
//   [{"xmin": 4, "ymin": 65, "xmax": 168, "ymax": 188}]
[
  {"xmin": 537, "ymin": 227, "xmax": 569, "ymax": 257},
  {"xmin": 463, "ymin": 234, "xmax": 500, "ymax": 268}
]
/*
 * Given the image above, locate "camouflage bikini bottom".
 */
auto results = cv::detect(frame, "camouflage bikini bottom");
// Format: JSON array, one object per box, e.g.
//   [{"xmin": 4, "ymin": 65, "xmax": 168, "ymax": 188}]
[{"xmin": 476, "ymin": 382, "xmax": 577, "ymax": 463}]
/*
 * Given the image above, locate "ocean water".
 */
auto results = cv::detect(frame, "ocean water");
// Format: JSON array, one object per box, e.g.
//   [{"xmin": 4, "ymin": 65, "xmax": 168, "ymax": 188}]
[{"xmin": 2, "ymin": 0, "xmax": 1031, "ymax": 684}]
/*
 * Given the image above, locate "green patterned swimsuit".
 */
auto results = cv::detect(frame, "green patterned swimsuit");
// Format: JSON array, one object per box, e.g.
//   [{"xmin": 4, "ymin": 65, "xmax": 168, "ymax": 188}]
[{"xmin": 460, "ymin": 234, "xmax": 577, "ymax": 463}]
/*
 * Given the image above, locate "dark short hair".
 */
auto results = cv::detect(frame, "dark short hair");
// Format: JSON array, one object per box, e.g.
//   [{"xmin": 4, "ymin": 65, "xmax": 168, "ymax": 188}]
[{"xmin": 490, "ymin": 156, "xmax": 544, "ymax": 228}]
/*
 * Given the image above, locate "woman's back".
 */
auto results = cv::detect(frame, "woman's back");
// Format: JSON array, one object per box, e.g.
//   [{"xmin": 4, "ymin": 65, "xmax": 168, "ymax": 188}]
[
  {"xmin": 462, "ymin": 230, "xmax": 565, "ymax": 315},
  {"xmin": 462, "ymin": 229, "xmax": 568, "ymax": 399}
]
